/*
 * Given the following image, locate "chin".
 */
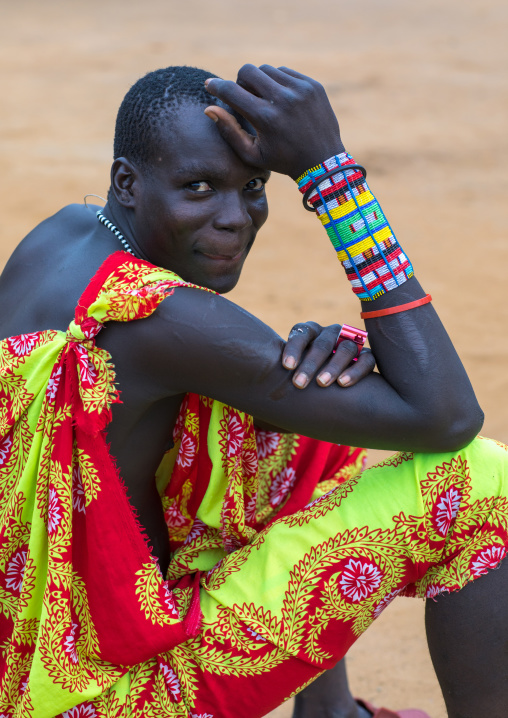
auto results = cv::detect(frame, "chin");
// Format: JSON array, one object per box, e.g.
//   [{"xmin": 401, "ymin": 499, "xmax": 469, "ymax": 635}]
[
  {"xmin": 202, "ymin": 272, "xmax": 241, "ymax": 295},
  {"xmin": 167, "ymin": 257, "xmax": 246, "ymax": 294},
  {"xmin": 188, "ymin": 262, "xmax": 245, "ymax": 294}
]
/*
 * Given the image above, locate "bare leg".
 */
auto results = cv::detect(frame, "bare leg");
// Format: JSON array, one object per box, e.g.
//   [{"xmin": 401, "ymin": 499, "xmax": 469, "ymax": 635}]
[
  {"xmin": 426, "ymin": 556, "xmax": 508, "ymax": 718},
  {"xmin": 293, "ymin": 658, "xmax": 371, "ymax": 718}
]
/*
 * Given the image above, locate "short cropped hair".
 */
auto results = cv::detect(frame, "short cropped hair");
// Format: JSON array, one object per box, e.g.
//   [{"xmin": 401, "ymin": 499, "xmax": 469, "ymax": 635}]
[{"xmin": 113, "ymin": 66, "xmax": 221, "ymax": 168}]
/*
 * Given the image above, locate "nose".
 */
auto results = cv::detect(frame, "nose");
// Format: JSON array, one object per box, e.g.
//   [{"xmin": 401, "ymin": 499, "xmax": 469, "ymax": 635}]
[{"xmin": 212, "ymin": 191, "xmax": 252, "ymax": 232}]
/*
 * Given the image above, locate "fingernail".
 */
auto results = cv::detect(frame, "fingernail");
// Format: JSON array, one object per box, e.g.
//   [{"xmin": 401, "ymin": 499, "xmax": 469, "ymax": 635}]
[
  {"xmin": 204, "ymin": 109, "xmax": 218, "ymax": 122},
  {"xmin": 339, "ymin": 374, "xmax": 351, "ymax": 386},
  {"xmin": 317, "ymin": 372, "xmax": 332, "ymax": 386},
  {"xmin": 294, "ymin": 373, "xmax": 308, "ymax": 388},
  {"xmin": 284, "ymin": 356, "xmax": 296, "ymax": 369}
]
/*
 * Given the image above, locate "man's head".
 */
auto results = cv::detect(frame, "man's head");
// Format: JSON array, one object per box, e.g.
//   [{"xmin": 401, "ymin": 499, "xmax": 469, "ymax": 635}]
[
  {"xmin": 110, "ymin": 66, "xmax": 269, "ymax": 293},
  {"xmin": 114, "ymin": 66, "xmax": 222, "ymax": 170}
]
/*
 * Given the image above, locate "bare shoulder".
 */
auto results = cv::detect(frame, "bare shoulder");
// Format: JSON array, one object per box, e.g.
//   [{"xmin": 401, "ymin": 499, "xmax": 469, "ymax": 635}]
[
  {"xmin": 29, "ymin": 203, "xmax": 97, "ymax": 238},
  {"xmin": 0, "ymin": 204, "xmax": 108, "ymax": 337},
  {"xmin": 23, "ymin": 203, "xmax": 97, "ymax": 238},
  {"xmin": 3, "ymin": 204, "xmax": 97, "ymax": 267},
  {"xmin": 44, "ymin": 202, "xmax": 99, "ymax": 225}
]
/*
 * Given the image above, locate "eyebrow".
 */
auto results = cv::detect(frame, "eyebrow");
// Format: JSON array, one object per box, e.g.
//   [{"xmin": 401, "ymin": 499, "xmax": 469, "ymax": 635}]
[
  {"xmin": 173, "ymin": 161, "xmax": 270, "ymax": 182},
  {"xmin": 174, "ymin": 162, "xmax": 229, "ymax": 180}
]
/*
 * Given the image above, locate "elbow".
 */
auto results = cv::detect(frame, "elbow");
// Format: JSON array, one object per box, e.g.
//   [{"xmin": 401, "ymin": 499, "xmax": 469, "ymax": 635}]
[
  {"xmin": 419, "ymin": 402, "xmax": 485, "ymax": 454},
  {"xmin": 442, "ymin": 404, "xmax": 484, "ymax": 452}
]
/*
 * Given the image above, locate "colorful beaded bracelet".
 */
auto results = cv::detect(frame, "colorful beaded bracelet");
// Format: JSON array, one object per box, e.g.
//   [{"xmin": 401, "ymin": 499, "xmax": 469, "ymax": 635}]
[
  {"xmin": 302, "ymin": 165, "xmax": 367, "ymax": 211},
  {"xmin": 297, "ymin": 152, "xmax": 414, "ymax": 301}
]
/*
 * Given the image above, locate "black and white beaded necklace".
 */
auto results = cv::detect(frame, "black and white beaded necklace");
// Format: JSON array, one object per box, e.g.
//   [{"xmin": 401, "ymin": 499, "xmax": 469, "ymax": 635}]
[{"xmin": 97, "ymin": 211, "xmax": 137, "ymax": 257}]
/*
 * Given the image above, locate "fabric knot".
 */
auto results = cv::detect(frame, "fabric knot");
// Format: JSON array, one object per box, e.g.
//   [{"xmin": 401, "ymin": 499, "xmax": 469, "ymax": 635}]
[{"xmin": 66, "ymin": 317, "xmax": 103, "ymax": 344}]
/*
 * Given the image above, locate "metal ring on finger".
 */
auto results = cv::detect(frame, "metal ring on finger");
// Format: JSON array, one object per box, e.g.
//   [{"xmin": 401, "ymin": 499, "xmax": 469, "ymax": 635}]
[
  {"xmin": 334, "ymin": 324, "xmax": 368, "ymax": 361},
  {"xmin": 289, "ymin": 325, "xmax": 308, "ymax": 336}
]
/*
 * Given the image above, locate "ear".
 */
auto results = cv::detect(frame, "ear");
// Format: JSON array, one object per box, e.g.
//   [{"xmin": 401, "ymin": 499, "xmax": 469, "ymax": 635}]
[{"xmin": 110, "ymin": 157, "xmax": 139, "ymax": 208}]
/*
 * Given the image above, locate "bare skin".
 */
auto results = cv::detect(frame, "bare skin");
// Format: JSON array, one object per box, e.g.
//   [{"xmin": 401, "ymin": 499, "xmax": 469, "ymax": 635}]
[
  {"xmin": 293, "ymin": 660, "xmax": 370, "ymax": 718},
  {"xmin": 0, "ymin": 64, "xmax": 499, "ymax": 717}
]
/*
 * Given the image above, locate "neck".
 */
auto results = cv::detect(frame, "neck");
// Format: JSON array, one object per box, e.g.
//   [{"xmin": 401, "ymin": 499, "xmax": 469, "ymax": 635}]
[{"xmin": 101, "ymin": 200, "xmax": 149, "ymax": 262}]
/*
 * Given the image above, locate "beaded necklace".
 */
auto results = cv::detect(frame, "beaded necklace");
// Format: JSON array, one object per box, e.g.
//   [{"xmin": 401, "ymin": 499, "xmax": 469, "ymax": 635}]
[{"xmin": 97, "ymin": 211, "xmax": 137, "ymax": 257}]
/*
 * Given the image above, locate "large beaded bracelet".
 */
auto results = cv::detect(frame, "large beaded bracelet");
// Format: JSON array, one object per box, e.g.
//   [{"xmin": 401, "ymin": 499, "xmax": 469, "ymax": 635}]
[{"xmin": 297, "ymin": 152, "xmax": 414, "ymax": 301}]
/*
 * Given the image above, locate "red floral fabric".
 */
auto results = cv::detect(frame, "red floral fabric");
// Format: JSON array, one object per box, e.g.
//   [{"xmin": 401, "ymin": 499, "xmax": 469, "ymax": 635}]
[{"xmin": 0, "ymin": 252, "xmax": 365, "ymax": 716}]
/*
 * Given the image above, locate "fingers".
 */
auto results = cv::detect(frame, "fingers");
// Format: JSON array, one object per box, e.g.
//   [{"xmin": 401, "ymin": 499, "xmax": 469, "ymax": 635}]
[
  {"xmin": 312, "ymin": 340, "xmax": 364, "ymax": 388},
  {"xmin": 284, "ymin": 323, "xmax": 344, "ymax": 389},
  {"xmin": 282, "ymin": 322, "xmax": 376, "ymax": 390},
  {"xmin": 206, "ymin": 64, "xmax": 312, "ymax": 118},
  {"xmin": 205, "ymin": 77, "xmax": 264, "ymax": 123},
  {"xmin": 276, "ymin": 66, "xmax": 317, "ymax": 82},
  {"xmin": 240, "ymin": 64, "xmax": 312, "ymax": 94},
  {"xmin": 282, "ymin": 322, "xmax": 322, "ymax": 372},
  {"xmin": 256, "ymin": 65, "xmax": 301, "ymax": 88},
  {"xmin": 204, "ymin": 106, "xmax": 262, "ymax": 166},
  {"xmin": 236, "ymin": 64, "xmax": 289, "ymax": 97},
  {"xmin": 335, "ymin": 348, "xmax": 376, "ymax": 387},
  {"xmin": 284, "ymin": 335, "xmax": 376, "ymax": 389}
]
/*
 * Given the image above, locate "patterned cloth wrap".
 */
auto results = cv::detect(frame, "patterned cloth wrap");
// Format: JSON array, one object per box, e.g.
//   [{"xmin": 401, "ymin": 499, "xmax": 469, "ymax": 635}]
[
  {"xmin": 0, "ymin": 252, "xmax": 365, "ymax": 717},
  {"xmin": 1, "ymin": 251, "xmax": 508, "ymax": 718},
  {"xmin": 297, "ymin": 152, "xmax": 414, "ymax": 300}
]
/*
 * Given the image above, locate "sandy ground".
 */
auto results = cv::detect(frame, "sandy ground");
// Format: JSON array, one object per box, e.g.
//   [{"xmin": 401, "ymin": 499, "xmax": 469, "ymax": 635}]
[{"xmin": 1, "ymin": 1, "xmax": 507, "ymax": 716}]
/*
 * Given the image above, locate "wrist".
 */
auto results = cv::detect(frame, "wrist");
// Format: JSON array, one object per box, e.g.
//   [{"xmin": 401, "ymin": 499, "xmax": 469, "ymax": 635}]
[
  {"xmin": 289, "ymin": 142, "xmax": 346, "ymax": 181},
  {"xmin": 296, "ymin": 152, "xmax": 414, "ymax": 301},
  {"xmin": 296, "ymin": 151, "xmax": 352, "ymax": 187}
]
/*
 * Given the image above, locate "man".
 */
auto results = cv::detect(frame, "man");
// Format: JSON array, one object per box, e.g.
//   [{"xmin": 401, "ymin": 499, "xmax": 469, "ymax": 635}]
[{"xmin": 0, "ymin": 64, "xmax": 507, "ymax": 718}]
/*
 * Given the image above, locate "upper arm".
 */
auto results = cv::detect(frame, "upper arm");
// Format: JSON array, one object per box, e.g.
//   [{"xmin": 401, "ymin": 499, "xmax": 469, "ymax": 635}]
[{"xmin": 133, "ymin": 286, "xmax": 445, "ymax": 452}]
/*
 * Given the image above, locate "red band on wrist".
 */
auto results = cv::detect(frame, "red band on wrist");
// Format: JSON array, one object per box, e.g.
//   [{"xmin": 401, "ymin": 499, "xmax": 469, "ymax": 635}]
[{"xmin": 360, "ymin": 294, "xmax": 432, "ymax": 319}]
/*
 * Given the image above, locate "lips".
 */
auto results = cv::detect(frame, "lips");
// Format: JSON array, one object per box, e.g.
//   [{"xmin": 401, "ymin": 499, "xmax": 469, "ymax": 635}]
[
  {"xmin": 196, "ymin": 242, "xmax": 249, "ymax": 262},
  {"xmin": 200, "ymin": 250, "xmax": 244, "ymax": 261}
]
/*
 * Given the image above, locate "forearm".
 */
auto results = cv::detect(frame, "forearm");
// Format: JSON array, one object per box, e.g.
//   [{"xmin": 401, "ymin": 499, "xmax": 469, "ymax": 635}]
[
  {"xmin": 151, "ymin": 289, "xmax": 478, "ymax": 453},
  {"xmin": 297, "ymin": 153, "xmax": 483, "ymax": 443}
]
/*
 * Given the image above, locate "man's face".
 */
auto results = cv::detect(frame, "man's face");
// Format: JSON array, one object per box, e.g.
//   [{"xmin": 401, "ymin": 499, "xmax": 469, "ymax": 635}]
[{"xmin": 133, "ymin": 103, "xmax": 269, "ymax": 293}]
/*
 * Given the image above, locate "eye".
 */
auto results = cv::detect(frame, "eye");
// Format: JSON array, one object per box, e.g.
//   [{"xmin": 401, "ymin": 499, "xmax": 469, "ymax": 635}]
[
  {"xmin": 245, "ymin": 178, "xmax": 266, "ymax": 191},
  {"xmin": 186, "ymin": 180, "xmax": 213, "ymax": 192}
]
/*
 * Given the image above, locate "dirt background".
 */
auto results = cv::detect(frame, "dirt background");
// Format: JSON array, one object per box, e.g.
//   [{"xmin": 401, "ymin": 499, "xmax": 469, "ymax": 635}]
[{"xmin": 1, "ymin": 1, "xmax": 506, "ymax": 715}]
